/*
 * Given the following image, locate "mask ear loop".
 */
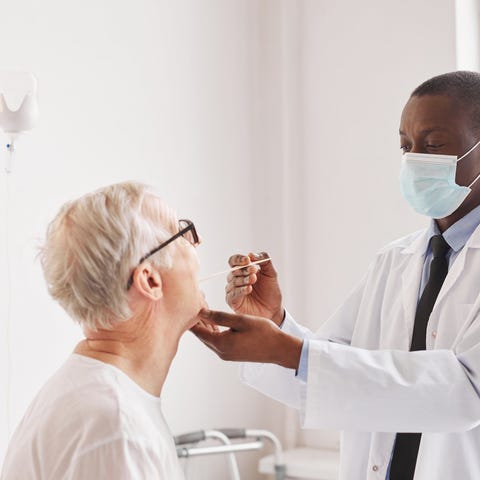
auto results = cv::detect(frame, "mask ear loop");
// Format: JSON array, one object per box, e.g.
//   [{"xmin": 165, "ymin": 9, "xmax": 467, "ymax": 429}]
[
  {"xmin": 468, "ymin": 170, "xmax": 480, "ymax": 189},
  {"xmin": 458, "ymin": 139, "xmax": 480, "ymax": 188},
  {"xmin": 458, "ymin": 139, "xmax": 480, "ymax": 162}
]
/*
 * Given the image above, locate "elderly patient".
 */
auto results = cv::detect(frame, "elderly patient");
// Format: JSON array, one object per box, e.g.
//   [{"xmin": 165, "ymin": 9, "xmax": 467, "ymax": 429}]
[{"xmin": 1, "ymin": 182, "xmax": 206, "ymax": 479}]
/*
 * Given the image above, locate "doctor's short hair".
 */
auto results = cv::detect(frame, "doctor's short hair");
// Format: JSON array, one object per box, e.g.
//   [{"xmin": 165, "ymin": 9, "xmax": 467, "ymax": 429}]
[
  {"xmin": 40, "ymin": 181, "xmax": 173, "ymax": 331},
  {"xmin": 411, "ymin": 70, "xmax": 480, "ymax": 130}
]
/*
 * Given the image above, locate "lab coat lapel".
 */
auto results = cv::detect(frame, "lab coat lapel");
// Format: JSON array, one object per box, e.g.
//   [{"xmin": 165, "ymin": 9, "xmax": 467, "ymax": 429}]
[
  {"xmin": 400, "ymin": 233, "xmax": 427, "ymax": 350},
  {"xmin": 401, "ymin": 256, "xmax": 424, "ymax": 349},
  {"xmin": 434, "ymin": 224, "xmax": 480, "ymax": 308},
  {"xmin": 433, "ymin": 247, "xmax": 467, "ymax": 308}
]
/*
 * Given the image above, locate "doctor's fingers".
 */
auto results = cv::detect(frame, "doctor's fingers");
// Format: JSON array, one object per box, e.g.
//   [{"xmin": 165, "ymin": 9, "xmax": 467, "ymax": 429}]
[
  {"xmin": 190, "ymin": 318, "xmax": 240, "ymax": 350},
  {"xmin": 226, "ymin": 271, "xmax": 258, "ymax": 289},
  {"xmin": 228, "ymin": 251, "xmax": 271, "ymax": 267},
  {"xmin": 191, "ymin": 322, "xmax": 219, "ymax": 342},
  {"xmin": 226, "ymin": 266, "xmax": 259, "ymax": 296},
  {"xmin": 191, "ymin": 319, "xmax": 218, "ymax": 333},
  {"xmin": 190, "ymin": 327, "xmax": 227, "ymax": 357},
  {"xmin": 225, "ymin": 286, "xmax": 253, "ymax": 307},
  {"xmin": 193, "ymin": 329, "xmax": 239, "ymax": 361},
  {"xmin": 228, "ymin": 263, "xmax": 260, "ymax": 278},
  {"xmin": 228, "ymin": 254, "xmax": 251, "ymax": 268},
  {"xmin": 196, "ymin": 312, "xmax": 281, "ymax": 362},
  {"xmin": 199, "ymin": 309, "xmax": 260, "ymax": 330}
]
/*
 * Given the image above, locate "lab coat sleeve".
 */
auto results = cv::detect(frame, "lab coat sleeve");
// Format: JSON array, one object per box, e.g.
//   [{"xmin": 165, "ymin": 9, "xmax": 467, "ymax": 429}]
[
  {"xmin": 65, "ymin": 439, "xmax": 174, "ymax": 480},
  {"xmin": 240, "ymin": 311, "xmax": 315, "ymax": 409},
  {"xmin": 240, "ymin": 265, "xmax": 372, "ymax": 409},
  {"xmin": 300, "ymin": 339, "xmax": 480, "ymax": 433},
  {"xmin": 314, "ymin": 264, "xmax": 375, "ymax": 345}
]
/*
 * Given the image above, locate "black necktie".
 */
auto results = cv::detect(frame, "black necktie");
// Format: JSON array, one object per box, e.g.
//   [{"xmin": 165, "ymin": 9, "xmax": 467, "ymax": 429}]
[{"xmin": 389, "ymin": 234, "xmax": 450, "ymax": 480}]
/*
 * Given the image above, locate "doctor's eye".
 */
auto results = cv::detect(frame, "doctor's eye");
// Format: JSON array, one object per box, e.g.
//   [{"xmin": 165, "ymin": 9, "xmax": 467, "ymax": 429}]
[
  {"xmin": 400, "ymin": 145, "xmax": 411, "ymax": 153},
  {"xmin": 426, "ymin": 144, "xmax": 445, "ymax": 150}
]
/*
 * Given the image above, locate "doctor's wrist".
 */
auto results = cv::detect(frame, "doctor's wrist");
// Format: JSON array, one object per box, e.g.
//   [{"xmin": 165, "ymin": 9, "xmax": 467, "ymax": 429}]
[
  {"xmin": 272, "ymin": 307, "xmax": 286, "ymax": 327},
  {"xmin": 274, "ymin": 331, "xmax": 303, "ymax": 370}
]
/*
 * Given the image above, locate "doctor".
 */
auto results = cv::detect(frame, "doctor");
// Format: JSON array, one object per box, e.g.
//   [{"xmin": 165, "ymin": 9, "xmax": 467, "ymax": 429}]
[{"xmin": 192, "ymin": 71, "xmax": 480, "ymax": 480}]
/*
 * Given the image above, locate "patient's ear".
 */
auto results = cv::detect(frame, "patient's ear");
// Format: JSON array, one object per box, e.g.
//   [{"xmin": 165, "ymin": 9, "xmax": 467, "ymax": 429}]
[{"xmin": 132, "ymin": 263, "xmax": 163, "ymax": 300}]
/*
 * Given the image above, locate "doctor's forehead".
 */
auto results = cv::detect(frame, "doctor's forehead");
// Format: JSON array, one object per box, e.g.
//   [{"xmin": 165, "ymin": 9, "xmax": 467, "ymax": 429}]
[{"xmin": 399, "ymin": 94, "xmax": 469, "ymax": 134}]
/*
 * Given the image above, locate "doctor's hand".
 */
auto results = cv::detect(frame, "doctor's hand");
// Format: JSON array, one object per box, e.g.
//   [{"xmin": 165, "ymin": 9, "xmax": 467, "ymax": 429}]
[
  {"xmin": 226, "ymin": 252, "xmax": 284, "ymax": 326},
  {"xmin": 191, "ymin": 309, "xmax": 302, "ymax": 369}
]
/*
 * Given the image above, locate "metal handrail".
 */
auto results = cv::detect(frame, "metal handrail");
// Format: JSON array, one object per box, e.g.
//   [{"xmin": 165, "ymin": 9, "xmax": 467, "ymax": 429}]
[
  {"xmin": 175, "ymin": 428, "xmax": 286, "ymax": 480},
  {"xmin": 176, "ymin": 440, "xmax": 264, "ymax": 458}
]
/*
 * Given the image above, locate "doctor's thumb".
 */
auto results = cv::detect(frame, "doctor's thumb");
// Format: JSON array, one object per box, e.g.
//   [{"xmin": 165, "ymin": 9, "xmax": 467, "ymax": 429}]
[
  {"xmin": 249, "ymin": 252, "xmax": 277, "ymax": 276},
  {"xmin": 199, "ymin": 309, "xmax": 245, "ymax": 329}
]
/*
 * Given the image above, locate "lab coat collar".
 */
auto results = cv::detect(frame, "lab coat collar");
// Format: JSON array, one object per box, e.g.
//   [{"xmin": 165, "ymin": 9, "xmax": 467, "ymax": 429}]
[
  {"xmin": 465, "ymin": 221, "xmax": 480, "ymax": 248},
  {"xmin": 401, "ymin": 228, "xmax": 430, "ymax": 256},
  {"xmin": 401, "ymin": 207, "xmax": 480, "ymax": 256},
  {"xmin": 427, "ymin": 220, "xmax": 480, "ymax": 314},
  {"xmin": 443, "ymin": 203, "xmax": 480, "ymax": 252}
]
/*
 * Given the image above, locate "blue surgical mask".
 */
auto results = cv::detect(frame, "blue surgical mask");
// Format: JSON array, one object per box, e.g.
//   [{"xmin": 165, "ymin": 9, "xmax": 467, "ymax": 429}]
[{"xmin": 399, "ymin": 140, "xmax": 480, "ymax": 218}]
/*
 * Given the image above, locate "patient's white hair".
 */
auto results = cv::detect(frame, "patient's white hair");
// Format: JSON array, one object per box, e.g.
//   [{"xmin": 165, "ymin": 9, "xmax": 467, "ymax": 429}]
[{"xmin": 40, "ymin": 181, "xmax": 174, "ymax": 330}]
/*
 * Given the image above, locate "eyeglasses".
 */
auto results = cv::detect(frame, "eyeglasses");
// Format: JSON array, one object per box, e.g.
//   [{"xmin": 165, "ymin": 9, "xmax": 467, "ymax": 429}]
[{"xmin": 127, "ymin": 219, "xmax": 199, "ymax": 289}]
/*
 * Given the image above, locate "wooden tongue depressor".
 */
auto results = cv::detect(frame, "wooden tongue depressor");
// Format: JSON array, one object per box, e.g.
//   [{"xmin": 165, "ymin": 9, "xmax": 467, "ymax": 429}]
[{"xmin": 199, "ymin": 257, "xmax": 271, "ymax": 282}]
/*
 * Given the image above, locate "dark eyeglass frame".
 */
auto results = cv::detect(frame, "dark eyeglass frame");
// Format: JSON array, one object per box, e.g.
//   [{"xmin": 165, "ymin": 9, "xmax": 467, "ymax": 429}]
[{"xmin": 126, "ymin": 219, "xmax": 199, "ymax": 289}]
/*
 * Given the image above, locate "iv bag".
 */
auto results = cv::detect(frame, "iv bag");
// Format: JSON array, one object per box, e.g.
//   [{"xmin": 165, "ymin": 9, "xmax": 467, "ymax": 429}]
[{"xmin": 0, "ymin": 71, "xmax": 39, "ymax": 134}]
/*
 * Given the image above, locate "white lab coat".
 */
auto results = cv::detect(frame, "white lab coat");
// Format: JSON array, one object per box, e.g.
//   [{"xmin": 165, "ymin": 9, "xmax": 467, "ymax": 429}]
[{"xmin": 241, "ymin": 226, "xmax": 480, "ymax": 480}]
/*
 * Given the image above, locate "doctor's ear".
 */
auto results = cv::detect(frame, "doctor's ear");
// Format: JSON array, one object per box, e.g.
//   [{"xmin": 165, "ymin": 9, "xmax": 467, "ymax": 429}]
[{"xmin": 131, "ymin": 263, "xmax": 163, "ymax": 300}]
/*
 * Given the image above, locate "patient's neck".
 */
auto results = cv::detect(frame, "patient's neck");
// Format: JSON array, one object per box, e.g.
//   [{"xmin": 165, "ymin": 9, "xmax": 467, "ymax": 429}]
[{"xmin": 74, "ymin": 311, "xmax": 183, "ymax": 397}]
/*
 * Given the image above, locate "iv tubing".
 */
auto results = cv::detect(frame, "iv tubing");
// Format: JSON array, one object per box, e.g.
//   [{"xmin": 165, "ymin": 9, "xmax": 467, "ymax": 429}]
[{"xmin": 4, "ymin": 171, "xmax": 12, "ymax": 438}]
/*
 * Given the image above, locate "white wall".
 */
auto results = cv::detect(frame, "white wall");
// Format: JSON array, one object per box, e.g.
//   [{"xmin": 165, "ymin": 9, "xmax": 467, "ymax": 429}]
[
  {"xmin": 0, "ymin": 0, "xmax": 463, "ymax": 477},
  {"xmin": 0, "ymin": 1, "xmax": 285, "ymax": 478}
]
